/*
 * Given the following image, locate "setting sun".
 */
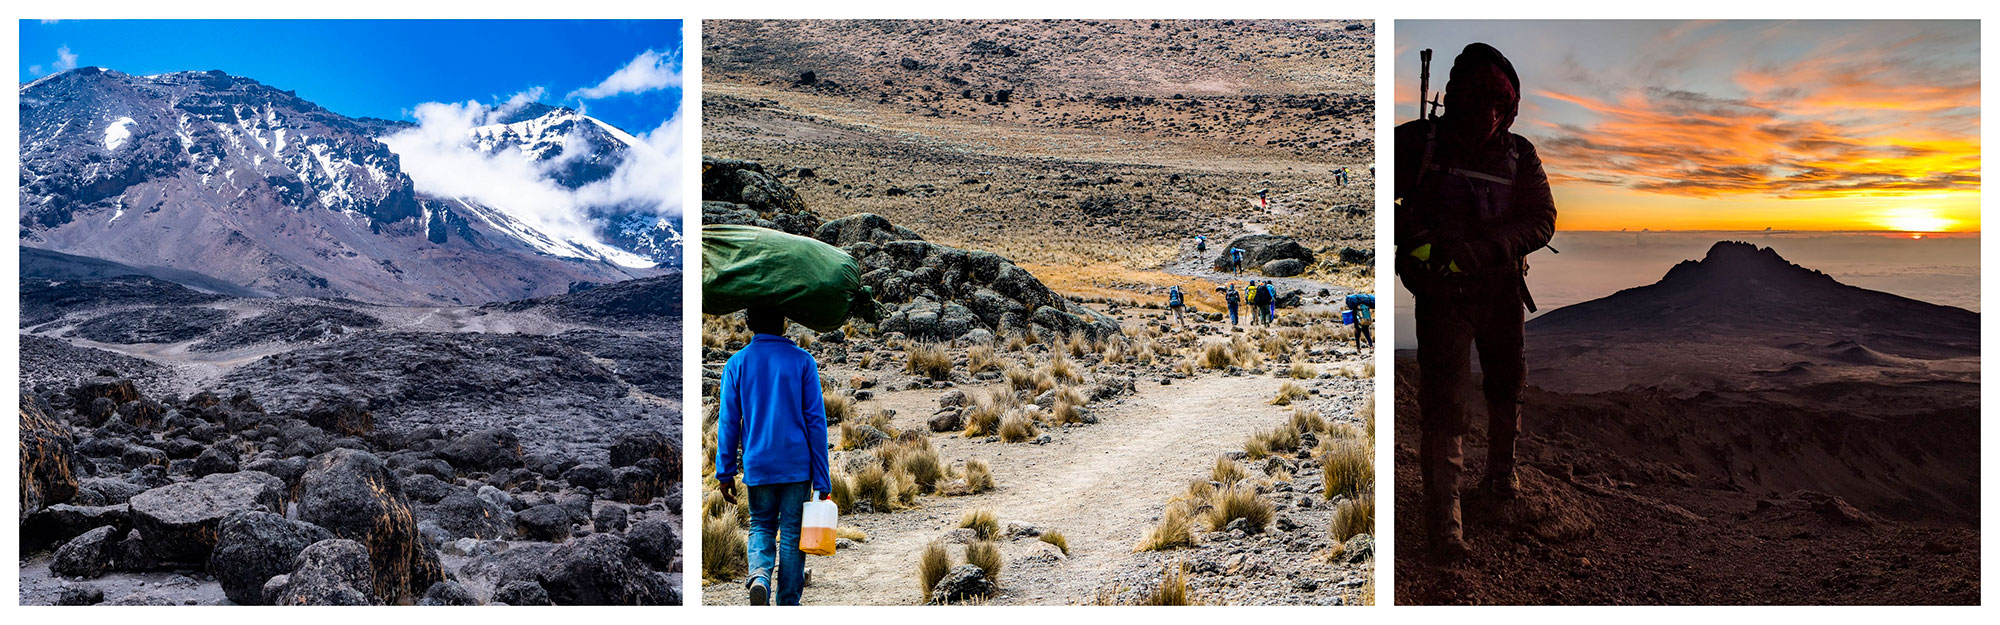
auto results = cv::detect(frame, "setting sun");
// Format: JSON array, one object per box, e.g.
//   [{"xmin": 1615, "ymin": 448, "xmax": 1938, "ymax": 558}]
[{"xmin": 1880, "ymin": 207, "xmax": 1957, "ymax": 233}]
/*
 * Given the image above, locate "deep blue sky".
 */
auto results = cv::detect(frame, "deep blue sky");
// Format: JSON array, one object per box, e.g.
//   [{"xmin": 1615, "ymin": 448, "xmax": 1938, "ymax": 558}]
[{"xmin": 19, "ymin": 20, "xmax": 682, "ymax": 134}]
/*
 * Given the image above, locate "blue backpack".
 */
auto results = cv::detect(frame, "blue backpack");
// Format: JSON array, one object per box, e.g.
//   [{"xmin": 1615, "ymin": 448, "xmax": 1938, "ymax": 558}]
[{"xmin": 1167, "ymin": 287, "xmax": 1183, "ymax": 307}]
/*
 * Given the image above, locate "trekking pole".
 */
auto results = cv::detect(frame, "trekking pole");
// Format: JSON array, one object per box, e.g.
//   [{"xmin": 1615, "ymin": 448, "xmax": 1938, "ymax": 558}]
[{"xmin": 1419, "ymin": 49, "xmax": 1433, "ymax": 120}]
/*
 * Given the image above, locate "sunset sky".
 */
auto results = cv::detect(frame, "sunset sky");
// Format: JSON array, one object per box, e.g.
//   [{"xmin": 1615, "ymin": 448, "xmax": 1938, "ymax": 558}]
[{"xmin": 1395, "ymin": 20, "xmax": 1980, "ymax": 232}]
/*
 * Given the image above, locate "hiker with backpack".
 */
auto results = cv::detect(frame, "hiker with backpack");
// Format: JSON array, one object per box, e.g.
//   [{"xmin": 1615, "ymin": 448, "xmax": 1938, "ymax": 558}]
[
  {"xmin": 1218, "ymin": 283, "xmax": 1242, "ymax": 326},
  {"xmin": 1195, "ymin": 235, "xmax": 1208, "ymax": 253},
  {"xmin": 1345, "ymin": 292, "xmax": 1375, "ymax": 349},
  {"xmin": 1167, "ymin": 285, "xmax": 1188, "ymax": 327},
  {"xmin": 1395, "ymin": 43, "xmax": 1556, "ymax": 564},
  {"xmin": 1245, "ymin": 280, "xmax": 1264, "ymax": 325},
  {"xmin": 1228, "ymin": 247, "xmax": 1245, "ymax": 275},
  {"xmin": 715, "ymin": 308, "xmax": 833, "ymax": 605},
  {"xmin": 1261, "ymin": 281, "xmax": 1281, "ymax": 325}
]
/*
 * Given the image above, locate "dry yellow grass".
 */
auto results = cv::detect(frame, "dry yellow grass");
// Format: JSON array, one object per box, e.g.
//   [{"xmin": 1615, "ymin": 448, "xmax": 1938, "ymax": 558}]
[
  {"xmin": 1271, "ymin": 381, "xmax": 1309, "ymax": 405},
  {"xmin": 1330, "ymin": 495, "xmax": 1375, "ymax": 542},
  {"xmin": 1038, "ymin": 529, "xmax": 1069, "ymax": 555},
  {"xmin": 966, "ymin": 540, "xmax": 1003, "ymax": 582},
  {"xmin": 1139, "ymin": 561, "xmax": 1196, "ymax": 605},
  {"xmin": 960, "ymin": 508, "xmax": 1001, "ymax": 540},
  {"xmin": 998, "ymin": 411, "xmax": 1038, "ymax": 443},
  {"xmin": 918, "ymin": 541, "xmax": 952, "ymax": 598},
  {"xmin": 968, "ymin": 344, "xmax": 1001, "ymax": 373},
  {"xmin": 824, "ymin": 391, "xmax": 854, "ymax": 424},
  {"xmin": 963, "ymin": 458, "xmax": 996, "ymax": 493},
  {"xmin": 1135, "ymin": 503, "xmax": 1197, "ymax": 552},
  {"xmin": 702, "ymin": 509, "xmax": 746, "ymax": 583},
  {"xmin": 837, "ymin": 525, "xmax": 869, "ymax": 541},
  {"xmin": 907, "ymin": 343, "xmax": 953, "ymax": 380},
  {"xmin": 1206, "ymin": 486, "xmax": 1274, "ymax": 532},
  {"xmin": 1211, "ymin": 455, "xmax": 1247, "ymax": 484}
]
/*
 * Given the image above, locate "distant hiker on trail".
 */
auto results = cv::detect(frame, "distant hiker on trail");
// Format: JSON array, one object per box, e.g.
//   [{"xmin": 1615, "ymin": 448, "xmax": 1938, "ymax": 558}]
[
  {"xmin": 1218, "ymin": 283, "xmax": 1242, "ymax": 326},
  {"xmin": 1257, "ymin": 188, "xmax": 1269, "ymax": 209},
  {"xmin": 1195, "ymin": 235, "xmax": 1208, "ymax": 253},
  {"xmin": 1247, "ymin": 280, "xmax": 1269, "ymax": 325},
  {"xmin": 1335, "ymin": 167, "xmax": 1350, "ymax": 186},
  {"xmin": 1262, "ymin": 281, "xmax": 1280, "ymax": 325},
  {"xmin": 715, "ymin": 307, "xmax": 833, "ymax": 605},
  {"xmin": 1167, "ymin": 285, "xmax": 1188, "ymax": 327},
  {"xmin": 1345, "ymin": 292, "xmax": 1375, "ymax": 349},
  {"xmin": 1229, "ymin": 247, "xmax": 1246, "ymax": 274},
  {"xmin": 1395, "ymin": 43, "xmax": 1556, "ymax": 564}
]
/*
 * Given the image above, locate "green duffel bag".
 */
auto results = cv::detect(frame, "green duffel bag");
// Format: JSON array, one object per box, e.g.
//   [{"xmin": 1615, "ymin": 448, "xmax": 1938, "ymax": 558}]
[{"xmin": 702, "ymin": 224, "xmax": 876, "ymax": 332}]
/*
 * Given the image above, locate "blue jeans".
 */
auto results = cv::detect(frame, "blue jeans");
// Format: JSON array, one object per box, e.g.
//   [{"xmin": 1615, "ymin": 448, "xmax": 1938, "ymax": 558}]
[
  {"xmin": 1228, "ymin": 303, "xmax": 1239, "ymax": 325},
  {"xmin": 746, "ymin": 480, "xmax": 810, "ymax": 605}
]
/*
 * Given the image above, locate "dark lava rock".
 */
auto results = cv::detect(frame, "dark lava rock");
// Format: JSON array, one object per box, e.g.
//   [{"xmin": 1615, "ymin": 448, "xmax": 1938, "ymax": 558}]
[
  {"xmin": 516, "ymin": 503, "xmax": 576, "ymax": 542},
  {"xmin": 296, "ymin": 449, "xmax": 443, "ymax": 603},
  {"xmin": 484, "ymin": 275, "xmax": 683, "ymax": 333},
  {"xmin": 304, "ymin": 401, "xmax": 373, "ymax": 437},
  {"xmin": 593, "ymin": 505, "xmax": 629, "ymax": 533},
  {"xmin": 267, "ymin": 539, "xmax": 375, "ymax": 606},
  {"xmin": 1214, "ymin": 234, "xmax": 1316, "ymax": 271},
  {"xmin": 563, "ymin": 463, "xmax": 615, "ymax": 491},
  {"xmin": 19, "ymin": 275, "xmax": 226, "ymax": 327},
  {"xmin": 625, "ymin": 518, "xmax": 679, "ymax": 570},
  {"xmin": 71, "ymin": 306, "xmax": 229, "ymax": 344},
  {"xmin": 702, "ymin": 157, "xmax": 819, "ymax": 236},
  {"xmin": 209, "ymin": 511, "xmax": 337, "ymax": 605},
  {"xmin": 607, "ymin": 465, "xmax": 666, "ymax": 504},
  {"xmin": 56, "ymin": 584, "xmax": 106, "ymax": 605},
  {"xmin": 436, "ymin": 428, "xmax": 524, "ymax": 473},
  {"xmin": 816, "ymin": 213, "xmax": 923, "ymax": 247},
  {"xmin": 928, "ymin": 410, "xmax": 964, "ymax": 433},
  {"xmin": 50, "ymin": 525, "xmax": 119, "ymax": 578},
  {"xmin": 418, "ymin": 580, "xmax": 480, "ymax": 606},
  {"xmin": 426, "ymin": 490, "xmax": 512, "ymax": 540},
  {"xmin": 608, "ymin": 430, "xmax": 677, "ymax": 469},
  {"xmin": 189, "ymin": 303, "xmax": 381, "ymax": 352},
  {"xmin": 129, "ymin": 470, "xmax": 285, "ymax": 564},
  {"xmin": 22, "ymin": 503, "xmax": 130, "ymax": 553},
  {"xmin": 400, "ymin": 473, "xmax": 455, "ymax": 504},
  {"xmin": 20, "ymin": 391, "xmax": 80, "ymax": 520},
  {"xmin": 1261, "ymin": 258, "xmax": 1306, "ymax": 278},
  {"xmin": 928, "ymin": 564, "xmax": 995, "ymax": 604},
  {"xmin": 537, "ymin": 533, "xmax": 678, "ymax": 605},
  {"xmin": 493, "ymin": 580, "xmax": 553, "ymax": 606},
  {"xmin": 192, "ymin": 446, "xmax": 239, "ymax": 477}
]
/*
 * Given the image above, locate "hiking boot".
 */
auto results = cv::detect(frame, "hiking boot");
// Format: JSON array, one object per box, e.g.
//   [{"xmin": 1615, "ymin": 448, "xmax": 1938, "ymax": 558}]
[
  {"xmin": 748, "ymin": 577, "xmax": 769, "ymax": 605},
  {"xmin": 1428, "ymin": 536, "xmax": 1471, "ymax": 564},
  {"xmin": 804, "ymin": 567, "xmax": 813, "ymax": 588},
  {"xmin": 1480, "ymin": 470, "xmax": 1521, "ymax": 500}
]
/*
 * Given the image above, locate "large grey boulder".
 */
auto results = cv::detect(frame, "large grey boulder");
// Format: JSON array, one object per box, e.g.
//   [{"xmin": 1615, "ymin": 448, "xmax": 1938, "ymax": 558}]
[{"xmin": 129, "ymin": 470, "xmax": 285, "ymax": 564}]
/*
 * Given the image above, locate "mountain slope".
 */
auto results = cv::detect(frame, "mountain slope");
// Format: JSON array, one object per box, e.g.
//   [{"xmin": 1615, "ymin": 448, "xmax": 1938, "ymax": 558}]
[{"xmin": 19, "ymin": 67, "xmax": 672, "ymax": 305}]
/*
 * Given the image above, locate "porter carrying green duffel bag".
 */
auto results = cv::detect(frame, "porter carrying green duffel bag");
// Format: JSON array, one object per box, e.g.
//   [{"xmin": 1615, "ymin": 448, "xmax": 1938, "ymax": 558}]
[{"xmin": 702, "ymin": 224, "xmax": 876, "ymax": 332}]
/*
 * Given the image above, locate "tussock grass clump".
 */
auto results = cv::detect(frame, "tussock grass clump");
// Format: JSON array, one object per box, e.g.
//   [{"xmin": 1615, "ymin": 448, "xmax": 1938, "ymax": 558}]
[
  {"xmin": 1005, "ymin": 333, "xmax": 1030, "ymax": 352},
  {"xmin": 1174, "ymin": 357, "xmax": 1197, "ymax": 376},
  {"xmin": 963, "ymin": 459, "xmax": 996, "ymax": 493},
  {"xmin": 962, "ymin": 402, "xmax": 1003, "ymax": 438},
  {"xmin": 830, "ymin": 470, "xmax": 855, "ymax": 512},
  {"xmin": 1270, "ymin": 381, "xmax": 1309, "ymax": 406},
  {"xmin": 1140, "ymin": 561, "xmax": 1195, "ymax": 605},
  {"xmin": 960, "ymin": 508, "xmax": 1001, "ymax": 540},
  {"xmin": 1288, "ymin": 363, "xmax": 1318, "ymax": 379},
  {"xmin": 1046, "ymin": 352, "xmax": 1081, "ymax": 384},
  {"xmin": 968, "ymin": 344, "xmax": 1002, "ymax": 373},
  {"xmin": 825, "ymin": 391, "xmax": 854, "ymax": 424},
  {"xmin": 867, "ymin": 410, "xmax": 899, "ymax": 438},
  {"xmin": 919, "ymin": 541, "xmax": 953, "ymax": 598},
  {"xmin": 1263, "ymin": 424, "xmax": 1301, "ymax": 453},
  {"xmin": 1330, "ymin": 495, "xmax": 1375, "ymax": 542},
  {"xmin": 966, "ymin": 541, "xmax": 1003, "ymax": 582},
  {"xmin": 1243, "ymin": 436, "xmax": 1269, "ymax": 460},
  {"xmin": 1039, "ymin": 529, "xmax": 1069, "ymax": 555},
  {"xmin": 1051, "ymin": 386, "xmax": 1088, "ymax": 424},
  {"xmin": 899, "ymin": 443, "xmax": 945, "ymax": 491},
  {"xmin": 858, "ymin": 351, "xmax": 878, "ymax": 369},
  {"xmin": 1211, "ymin": 455, "xmax": 1247, "ymax": 485},
  {"xmin": 838, "ymin": 526, "xmax": 869, "ymax": 541},
  {"xmin": 1321, "ymin": 438, "xmax": 1373, "ymax": 499},
  {"xmin": 702, "ymin": 490, "xmax": 731, "ymax": 520},
  {"xmin": 1201, "ymin": 342, "xmax": 1238, "ymax": 370},
  {"xmin": 1135, "ymin": 503, "xmax": 1196, "ymax": 552},
  {"xmin": 702, "ymin": 509, "xmax": 746, "ymax": 582},
  {"xmin": 907, "ymin": 343, "xmax": 953, "ymax": 380},
  {"xmin": 1291, "ymin": 408, "xmax": 1329, "ymax": 434},
  {"xmin": 855, "ymin": 464, "xmax": 891, "ymax": 511},
  {"xmin": 1359, "ymin": 394, "xmax": 1376, "ymax": 440},
  {"xmin": 1206, "ymin": 487, "xmax": 1274, "ymax": 532},
  {"xmin": 887, "ymin": 465, "xmax": 920, "ymax": 508},
  {"xmin": 999, "ymin": 412, "xmax": 1038, "ymax": 443}
]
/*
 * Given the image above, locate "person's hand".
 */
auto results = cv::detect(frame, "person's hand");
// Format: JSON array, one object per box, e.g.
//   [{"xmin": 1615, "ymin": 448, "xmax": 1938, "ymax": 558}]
[
  {"xmin": 719, "ymin": 476, "xmax": 739, "ymax": 506},
  {"xmin": 820, "ymin": 491, "xmax": 832, "ymax": 501}
]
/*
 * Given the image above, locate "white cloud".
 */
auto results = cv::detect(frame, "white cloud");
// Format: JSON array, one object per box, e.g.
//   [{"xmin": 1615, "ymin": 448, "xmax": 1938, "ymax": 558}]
[
  {"xmin": 489, "ymin": 87, "xmax": 546, "ymax": 121},
  {"xmin": 29, "ymin": 64, "xmax": 44, "ymax": 76},
  {"xmin": 567, "ymin": 49, "xmax": 681, "ymax": 100},
  {"xmin": 53, "ymin": 45, "xmax": 78, "ymax": 73},
  {"xmin": 378, "ymin": 96, "xmax": 681, "ymax": 267}
]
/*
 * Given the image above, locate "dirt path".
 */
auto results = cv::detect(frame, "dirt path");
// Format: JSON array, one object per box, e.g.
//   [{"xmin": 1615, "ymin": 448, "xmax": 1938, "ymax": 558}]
[{"xmin": 703, "ymin": 372, "xmax": 1301, "ymax": 605}]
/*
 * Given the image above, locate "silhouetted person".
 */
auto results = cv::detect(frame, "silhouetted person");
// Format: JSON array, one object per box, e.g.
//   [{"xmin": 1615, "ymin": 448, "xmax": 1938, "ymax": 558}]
[
  {"xmin": 715, "ymin": 307, "xmax": 832, "ymax": 604},
  {"xmin": 1394, "ymin": 43, "xmax": 1556, "ymax": 563}
]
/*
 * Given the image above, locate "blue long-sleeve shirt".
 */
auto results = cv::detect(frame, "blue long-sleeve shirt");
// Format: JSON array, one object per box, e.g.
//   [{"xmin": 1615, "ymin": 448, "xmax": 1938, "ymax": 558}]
[{"xmin": 715, "ymin": 334, "xmax": 832, "ymax": 494}]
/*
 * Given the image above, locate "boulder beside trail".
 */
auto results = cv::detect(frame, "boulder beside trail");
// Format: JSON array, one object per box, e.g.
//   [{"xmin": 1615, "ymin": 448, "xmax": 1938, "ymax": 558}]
[
  {"xmin": 1215, "ymin": 234, "xmax": 1316, "ymax": 271},
  {"xmin": 128, "ymin": 470, "xmax": 286, "ymax": 564},
  {"xmin": 209, "ymin": 511, "xmax": 337, "ymax": 605},
  {"xmin": 296, "ymin": 449, "xmax": 443, "ymax": 604},
  {"xmin": 436, "ymin": 428, "xmax": 523, "ymax": 474},
  {"xmin": 703, "ymin": 157, "xmax": 819, "ymax": 236},
  {"xmin": 929, "ymin": 564, "xmax": 996, "ymax": 604},
  {"xmin": 20, "ymin": 392, "xmax": 80, "ymax": 521},
  {"xmin": 266, "ymin": 539, "xmax": 375, "ymax": 606},
  {"xmin": 1262, "ymin": 258, "xmax": 1306, "ymax": 277},
  {"xmin": 537, "ymin": 533, "xmax": 678, "ymax": 605}
]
